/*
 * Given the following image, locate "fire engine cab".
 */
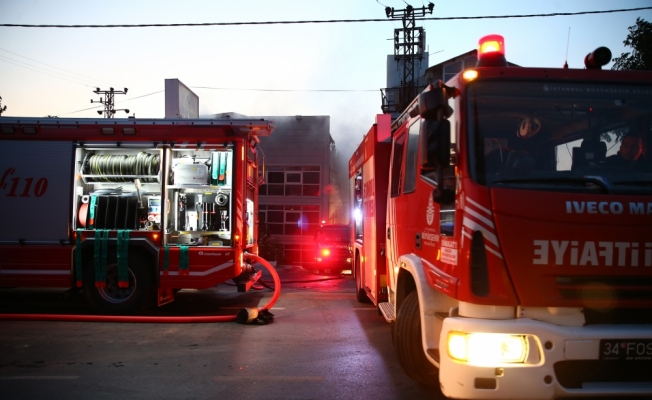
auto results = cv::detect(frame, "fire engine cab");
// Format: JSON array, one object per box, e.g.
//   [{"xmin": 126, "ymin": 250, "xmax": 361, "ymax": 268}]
[
  {"xmin": 312, "ymin": 224, "xmax": 352, "ymax": 274},
  {"xmin": 350, "ymin": 35, "xmax": 652, "ymax": 399},
  {"xmin": 0, "ymin": 117, "xmax": 272, "ymax": 314}
]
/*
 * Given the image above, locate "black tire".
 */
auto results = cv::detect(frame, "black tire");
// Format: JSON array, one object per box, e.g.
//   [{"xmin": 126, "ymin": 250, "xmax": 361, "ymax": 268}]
[
  {"xmin": 83, "ymin": 250, "xmax": 156, "ymax": 314},
  {"xmin": 394, "ymin": 291, "xmax": 439, "ymax": 386},
  {"xmin": 355, "ymin": 253, "xmax": 369, "ymax": 303}
]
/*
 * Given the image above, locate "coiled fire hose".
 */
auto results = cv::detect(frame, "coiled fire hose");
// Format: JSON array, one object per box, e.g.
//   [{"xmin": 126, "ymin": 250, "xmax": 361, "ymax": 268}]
[
  {"xmin": 0, "ymin": 253, "xmax": 280, "ymax": 324},
  {"xmin": 84, "ymin": 152, "xmax": 160, "ymax": 183}
]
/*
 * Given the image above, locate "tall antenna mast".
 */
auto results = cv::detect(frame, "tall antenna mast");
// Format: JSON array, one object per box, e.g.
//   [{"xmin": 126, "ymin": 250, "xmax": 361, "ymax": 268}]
[
  {"xmin": 564, "ymin": 27, "xmax": 571, "ymax": 69},
  {"xmin": 381, "ymin": 2, "xmax": 434, "ymax": 116}
]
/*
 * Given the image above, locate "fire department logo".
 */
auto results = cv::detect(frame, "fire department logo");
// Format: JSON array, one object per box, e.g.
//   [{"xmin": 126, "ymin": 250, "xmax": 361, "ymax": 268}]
[{"xmin": 426, "ymin": 196, "xmax": 435, "ymax": 226}]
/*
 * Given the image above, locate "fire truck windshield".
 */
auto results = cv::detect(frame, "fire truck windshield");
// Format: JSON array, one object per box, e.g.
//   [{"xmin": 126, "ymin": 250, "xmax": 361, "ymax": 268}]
[{"xmin": 468, "ymin": 81, "xmax": 652, "ymax": 194}]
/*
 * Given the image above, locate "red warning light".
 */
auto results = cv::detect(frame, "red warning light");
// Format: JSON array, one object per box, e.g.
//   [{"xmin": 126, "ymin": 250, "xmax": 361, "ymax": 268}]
[
  {"xmin": 476, "ymin": 34, "xmax": 508, "ymax": 68},
  {"xmin": 321, "ymin": 248, "xmax": 331, "ymax": 257},
  {"xmin": 478, "ymin": 34, "xmax": 505, "ymax": 56}
]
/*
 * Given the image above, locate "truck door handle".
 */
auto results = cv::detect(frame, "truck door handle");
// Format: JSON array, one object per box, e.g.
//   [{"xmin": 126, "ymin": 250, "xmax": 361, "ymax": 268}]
[{"xmin": 387, "ymin": 227, "xmax": 391, "ymax": 240}]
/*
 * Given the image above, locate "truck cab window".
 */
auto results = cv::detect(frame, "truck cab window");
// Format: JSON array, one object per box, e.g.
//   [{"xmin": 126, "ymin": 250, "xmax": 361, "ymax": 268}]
[
  {"xmin": 469, "ymin": 81, "xmax": 652, "ymax": 194},
  {"xmin": 390, "ymin": 132, "xmax": 406, "ymax": 197},
  {"xmin": 403, "ymin": 120, "xmax": 420, "ymax": 193}
]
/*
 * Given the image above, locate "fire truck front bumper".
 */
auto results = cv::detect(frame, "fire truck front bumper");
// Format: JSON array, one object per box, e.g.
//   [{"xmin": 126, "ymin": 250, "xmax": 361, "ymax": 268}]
[{"xmin": 438, "ymin": 316, "xmax": 652, "ymax": 400}]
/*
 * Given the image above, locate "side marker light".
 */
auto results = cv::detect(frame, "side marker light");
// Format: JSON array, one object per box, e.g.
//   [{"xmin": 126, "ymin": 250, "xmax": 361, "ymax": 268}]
[{"xmin": 462, "ymin": 70, "xmax": 479, "ymax": 82}]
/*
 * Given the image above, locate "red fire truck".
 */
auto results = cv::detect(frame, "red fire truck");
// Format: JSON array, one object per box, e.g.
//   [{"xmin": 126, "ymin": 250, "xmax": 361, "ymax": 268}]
[
  {"xmin": 0, "ymin": 117, "xmax": 272, "ymax": 314},
  {"xmin": 312, "ymin": 223, "xmax": 352, "ymax": 274},
  {"xmin": 350, "ymin": 35, "xmax": 652, "ymax": 399}
]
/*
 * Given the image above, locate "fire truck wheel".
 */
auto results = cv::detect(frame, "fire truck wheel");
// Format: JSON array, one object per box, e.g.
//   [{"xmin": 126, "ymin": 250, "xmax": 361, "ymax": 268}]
[
  {"xmin": 354, "ymin": 254, "xmax": 369, "ymax": 303},
  {"xmin": 83, "ymin": 251, "xmax": 156, "ymax": 314},
  {"xmin": 394, "ymin": 291, "xmax": 439, "ymax": 386}
]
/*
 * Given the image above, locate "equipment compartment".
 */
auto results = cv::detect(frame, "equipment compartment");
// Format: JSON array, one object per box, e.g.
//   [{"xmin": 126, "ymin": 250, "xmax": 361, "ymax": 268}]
[
  {"xmin": 73, "ymin": 145, "xmax": 235, "ymax": 247},
  {"xmin": 165, "ymin": 147, "xmax": 234, "ymax": 247},
  {"xmin": 73, "ymin": 146, "xmax": 162, "ymax": 232}
]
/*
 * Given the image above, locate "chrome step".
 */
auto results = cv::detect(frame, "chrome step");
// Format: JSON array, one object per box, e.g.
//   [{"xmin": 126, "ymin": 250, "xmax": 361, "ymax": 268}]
[{"xmin": 378, "ymin": 302, "xmax": 395, "ymax": 322}]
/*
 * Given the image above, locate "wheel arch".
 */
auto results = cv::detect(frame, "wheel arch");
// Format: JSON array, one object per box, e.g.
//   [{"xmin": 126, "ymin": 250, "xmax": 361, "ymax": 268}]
[
  {"xmin": 396, "ymin": 254, "xmax": 456, "ymax": 368},
  {"xmin": 395, "ymin": 266, "xmax": 416, "ymax": 314}
]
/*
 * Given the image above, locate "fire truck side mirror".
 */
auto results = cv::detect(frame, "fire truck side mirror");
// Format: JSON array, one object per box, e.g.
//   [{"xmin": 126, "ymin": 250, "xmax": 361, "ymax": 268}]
[
  {"xmin": 418, "ymin": 88, "xmax": 446, "ymax": 120},
  {"xmin": 418, "ymin": 81, "xmax": 454, "ymax": 121},
  {"xmin": 420, "ymin": 119, "xmax": 451, "ymax": 169}
]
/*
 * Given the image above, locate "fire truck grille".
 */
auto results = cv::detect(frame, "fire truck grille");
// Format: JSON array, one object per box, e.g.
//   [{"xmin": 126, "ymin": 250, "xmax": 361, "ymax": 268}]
[
  {"xmin": 555, "ymin": 276, "xmax": 652, "ymax": 302},
  {"xmin": 554, "ymin": 360, "xmax": 652, "ymax": 389}
]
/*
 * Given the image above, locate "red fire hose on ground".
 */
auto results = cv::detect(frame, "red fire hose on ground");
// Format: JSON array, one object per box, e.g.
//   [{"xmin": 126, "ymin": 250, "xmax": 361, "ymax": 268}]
[{"xmin": 0, "ymin": 253, "xmax": 280, "ymax": 324}]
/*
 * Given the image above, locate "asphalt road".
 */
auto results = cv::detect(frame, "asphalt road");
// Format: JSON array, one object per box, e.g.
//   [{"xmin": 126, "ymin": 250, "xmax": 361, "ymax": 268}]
[{"xmin": 0, "ymin": 264, "xmax": 443, "ymax": 400}]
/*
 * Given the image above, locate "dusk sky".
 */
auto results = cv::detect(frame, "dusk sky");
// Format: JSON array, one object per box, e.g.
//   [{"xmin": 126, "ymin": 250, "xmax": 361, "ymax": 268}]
[{"xmin": 1, "ymin": 0, "xmax": 651, "ymax": 153}]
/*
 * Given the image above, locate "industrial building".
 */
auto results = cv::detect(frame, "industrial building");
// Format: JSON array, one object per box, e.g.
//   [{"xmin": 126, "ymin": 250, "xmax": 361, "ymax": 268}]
[{"xmin": 205, "ymin": 112, "xmax": 345, "ymax": 267}]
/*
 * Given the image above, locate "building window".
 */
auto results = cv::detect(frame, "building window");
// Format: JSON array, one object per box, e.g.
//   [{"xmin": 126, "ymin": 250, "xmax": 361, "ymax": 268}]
[
  {"xmin": 259, "ymin": 204, "xmax": 320, "ymax": 237},
  {"xmin": 286, "ymin": 172, "xmax": 301, "ymax": 183},
  {"xmin": 260, "ymin": 166, "xmax": 320, "ymax": 196}
]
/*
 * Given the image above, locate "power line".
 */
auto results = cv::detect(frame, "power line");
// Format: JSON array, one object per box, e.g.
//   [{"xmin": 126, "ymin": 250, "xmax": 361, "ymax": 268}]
[
  {"xmin": 0, "ymin": 56, "xmax": 95, "ymax": 87},
  {"xmin": 0, "ymin": 48, "xmax": 128, "ymax": 93},
  {"xmin": 117, "ymin": 90, "xmax": 164, "ymax": 102},
  {"xmin": 58, "ymin": 90, "xmax": 163, "ymax": 116},
  {"xmin": 0, "ymin": 47, "xmax": 115, "ymax": 87},
  {"xmin": 57, "ymin": 104, "xmax": 103, "ymax": 117},
  {"xmin": 190, "ymin": 86, "xmax": 378, "ymax": 92},
  {"xmin": 0, "ymin": 7, "xmax": 649, "ymax": 28},
  {"xmin": 55, "ymin": 87, "xmax": 373, "ymax": 117}
]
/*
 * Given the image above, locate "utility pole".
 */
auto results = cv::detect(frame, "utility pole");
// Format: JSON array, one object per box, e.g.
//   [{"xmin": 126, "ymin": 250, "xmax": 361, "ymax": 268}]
[
  {"xmin": 0, "ymin": 96, "xmax": 7, "ymax": 116},
  {"xmin": 381, "ymin": 2, "xmax": 434, "ymax": 116},
  {"xmin": 91, "ymin": 87, "xmax": 130, "ymax": 118}
]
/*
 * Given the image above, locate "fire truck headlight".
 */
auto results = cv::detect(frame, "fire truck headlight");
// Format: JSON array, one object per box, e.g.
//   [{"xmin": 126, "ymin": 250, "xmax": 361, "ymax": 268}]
[{"xmin": 447, "ymin": 332, "xmax": 528, "ymax": 364}]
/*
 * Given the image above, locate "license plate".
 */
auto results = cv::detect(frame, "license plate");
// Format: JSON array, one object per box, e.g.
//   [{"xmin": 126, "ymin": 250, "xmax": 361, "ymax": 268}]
[{"xmin": 599, "ymin": 339, "xmax": 652, "ymax": 361}]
